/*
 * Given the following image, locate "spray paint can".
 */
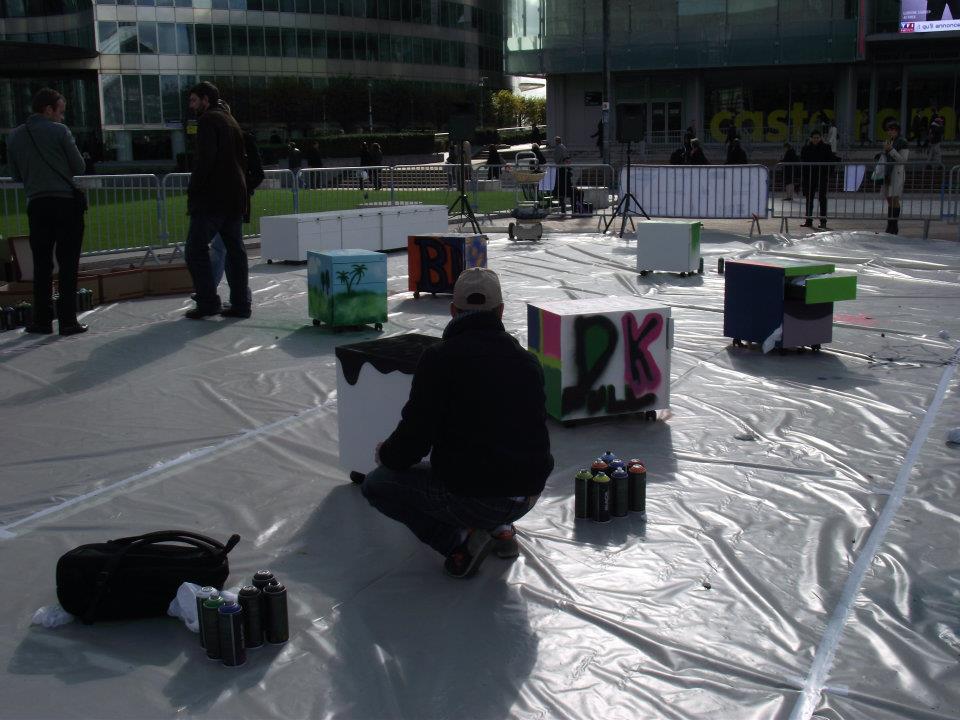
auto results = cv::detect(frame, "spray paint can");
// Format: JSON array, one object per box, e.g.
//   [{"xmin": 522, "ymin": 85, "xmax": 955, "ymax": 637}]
[
  {"xmin": 718, "ymin": 257, "xmax": 725, "ymax": 274},
  {"xmin": 591, "ymin": 472, "xmax": 611, "ymax": 522},
  {"xmin": 2, "ymin": 306, "xmax": 14, "ymax": 330},
  {"xmin": 607, "ymin": 458, "xmax": 626, "ymax": 475},
  {"xmin": 0, "ymin": 307, "xmax": 9, "ymax": 331},
  {"xmin": 252, "ymin": 570, "xmax": 274, "ymax": 591},
  {"xmin": 574, "ymin": 469, "xmax": 592, "ymax": 519},
  {"xmin": 628, "ymin": 462, "xmax": 647, "ymax": 515},
  {"xmin": 201, "ymin": 596, "xmax": 226, "ymax": 659},
  {"xmin": 264, "ymin": 583, "xmax": 289, "ymax": 644},
  {"xmin": 600, "ymin": 450, "xmax": 617, "ymax": 465},
  {"xmin": 611, "ymin": 467, "xmax": 629, "ymax": 517},
  {"xmin": 195, "ymin": 587, "xmax": 218, "ymax": 648},
  {"xmin": 217, "ymin": 602, "xmax": 247, "ymax": 667},
  {"xmin": 238, "ymin": 585, "xmax": 264, "ymax": 649}
]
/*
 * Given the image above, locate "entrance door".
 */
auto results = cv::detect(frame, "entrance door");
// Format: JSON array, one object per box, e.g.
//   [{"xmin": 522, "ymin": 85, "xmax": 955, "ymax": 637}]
[{"xmin": 651, "ymin": 100, "xmax": 683, "ymax": 145}]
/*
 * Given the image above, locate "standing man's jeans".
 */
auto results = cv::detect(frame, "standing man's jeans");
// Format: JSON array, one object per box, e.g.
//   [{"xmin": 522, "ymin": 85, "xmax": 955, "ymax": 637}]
[
  {"xmin": 209, "ymin": 234, "xmax": 252, "ymax": 306},
  {"xmin": 361, "ymin": 464, "xmax": 538, "ymax": 556},
  {"xmin": 27, "ymin": 196, "xmax": 84, "ymax": 327},
  {"xmin": 185, "ymin": 212, "xmax": 249, "ymax": 311}
]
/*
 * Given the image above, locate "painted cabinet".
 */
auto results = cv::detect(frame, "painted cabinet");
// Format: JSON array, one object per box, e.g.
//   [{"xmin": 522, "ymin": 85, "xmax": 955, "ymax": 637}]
[
  {"xmin": 334, "ymin": 334, "xmax": 442, "ymax": 479},
  {"xmin": 407, "ymin": 233, "xmax": 487, "ymax": 297},
  {"xmin": 723, "ymin": 258, "xmax": 857, "ymax": 352},
  {"xmin": 527, "ymin": 296, "xmax": 674, "ymax": 422},
  {"xmin": 308, "ymin": 249, "xmax": 387, "ymax": 330},
  {"xmin": 635, "ymin": 220, "xmax": 703, "ymax": 275}
]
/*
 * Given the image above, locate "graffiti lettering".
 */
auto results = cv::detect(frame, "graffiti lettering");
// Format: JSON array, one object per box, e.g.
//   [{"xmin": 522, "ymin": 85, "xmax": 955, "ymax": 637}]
[
  {"xmin": 622, "ymin": 312, "xmax": 663, "ymax": 398},
  {"xmin": 414, "ymin": 237, "xmax": 462, "ymax": 294},
  {"xmin": 561, "ymin": 313, "xmax": 661, "ymax": 416}
]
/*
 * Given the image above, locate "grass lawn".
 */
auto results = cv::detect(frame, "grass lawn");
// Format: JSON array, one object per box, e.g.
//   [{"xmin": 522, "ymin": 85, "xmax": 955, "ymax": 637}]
[{"xmin": 0, "ymin": 187, "xmax": 517, "ymax": 255}]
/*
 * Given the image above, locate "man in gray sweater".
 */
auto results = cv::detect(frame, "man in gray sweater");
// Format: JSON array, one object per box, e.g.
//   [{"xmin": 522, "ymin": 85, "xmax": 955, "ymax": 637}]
[{"xmin": 8, "ymin": 88, "xmax": 88, "ymax": 335}]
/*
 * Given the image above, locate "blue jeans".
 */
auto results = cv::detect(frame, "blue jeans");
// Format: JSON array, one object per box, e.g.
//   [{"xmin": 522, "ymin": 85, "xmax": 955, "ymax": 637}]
[
  {"xmin": 209, "ymin": 234, "xmax": 252, "ymax": 306},
  {"xmin": 361, "ymin": 464, "xmax": 538, "ymax": 557},
  {"xmin": 185, "ymin": 212, "xmax": 249, "ymax": 310}
]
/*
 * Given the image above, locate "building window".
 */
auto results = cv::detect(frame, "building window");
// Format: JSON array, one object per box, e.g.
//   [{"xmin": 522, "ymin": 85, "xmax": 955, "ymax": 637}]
[
  {"xmin": 122, "ymin": 75, "xmax": 143, "ymax": 124},
  {"xmin": 102, "ymin": 74, "xmax": 123, "ymax": 124},
  {"xmin": 280, "ymin": 0, "xmax": 295, "ymax": 11},
  {"xmin": 264, "ymin": 26, "xmax": 281, "ymax": 56},
  {"xmin": 161, "ymin": 74, "xmax": 180, "ymax": 121},
  {"xmin": 142, "ymin": 75, "xmax": 162, "ymax": 123},
  {"xmin": 327, "ymin": 29, "xmax": 339, "ymax": 59},
  {"xmin": 139, "ymin": 22, "xmax": 158, "ymax": 54},
  {"xmin": 297, "ymin": 28, "xmax": 311, "ymax": 57},
  {"xmin": 231, "ymin": 26, "xmax": 248, "ymax": 55},
  {"xmin": 248, "ymin": 26, "xmax": 264, "ymax": 56},
  {"xmin": 340, "ymin": 30, "xmax": 353, "ymax": 59},
  {"xmin": 118, "ymin": 21, "xmax": 138, "ymax": 53},
  {"xmin": 195, "ymin": 24, "xmax": 213, "ymax": 55},
  {"xmin": 312, "ymin": 28, "xmax": 326, "ymax": 58},
  {"xmin": 97, "ymin": 20, "xmax": 118, "ymax": 53},
  {"xmin": 281, "ymin": 27, "xmax": 296, "ymax": 57},
  {"xmin": 175, "ymin": 23, "xmax": 194, "ymax": 54},
  {"xmin": 262, "ymin": 0, "xmax": 278, "ymax": 10},
  {"xmin": 157, "ymin": 22, "xmax": 176, "ymax": 53},
  {"xmin": 213, "ymin": 24, "xmax": 230, "ymax": 55}
]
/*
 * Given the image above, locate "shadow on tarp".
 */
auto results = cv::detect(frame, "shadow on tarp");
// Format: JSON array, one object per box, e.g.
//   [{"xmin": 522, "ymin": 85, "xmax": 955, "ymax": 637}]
[
  {"xmin": 8, "ymin": 615, "xmax": 275, "ymax": 714},
  {"xmin": 250, "ymin": 261, "xmax": 306, "ymax": 274},
  {"xmin": 2, "ymin": 317, "xmax": 229, "ymax": 406},
  {"xmin": 392, "ymin": 295, "xmax": 456, "ymax": 317},
  {"xmin": 273, "ymin": 484, "xmax": 538, "ymax": 719},
  {"xmin": 723, "ymin": 343, "xmax": 883, "ymax": 390},
  {"xmin": 276, "ymin": 323, "xmax": 383, "ymax": 359}
]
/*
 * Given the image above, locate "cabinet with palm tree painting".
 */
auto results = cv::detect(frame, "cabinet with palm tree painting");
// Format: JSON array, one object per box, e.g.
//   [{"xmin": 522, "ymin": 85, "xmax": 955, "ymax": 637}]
[{"xmin": 308, "ymin": 249, "xmax": 387, "ymax": 331}]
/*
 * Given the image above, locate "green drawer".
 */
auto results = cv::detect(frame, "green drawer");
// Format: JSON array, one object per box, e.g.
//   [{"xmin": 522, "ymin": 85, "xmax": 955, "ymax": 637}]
[{"xmin": 804, "ymin": 274, "xmax": 857, "ymax": 304}]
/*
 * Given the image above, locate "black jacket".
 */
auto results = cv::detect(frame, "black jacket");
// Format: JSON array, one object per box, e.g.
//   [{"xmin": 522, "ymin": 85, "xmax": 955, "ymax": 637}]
[
  {"xmin": 799, "ymin": 141, "xmax": 839, "ymax": 191},
  {"xmin": 379, "ymin": 312, "xmax": 554, "ymax": 497},
  {"xmin": 187, "ymin": 108, "xmax": 247, "ymax": 217}
]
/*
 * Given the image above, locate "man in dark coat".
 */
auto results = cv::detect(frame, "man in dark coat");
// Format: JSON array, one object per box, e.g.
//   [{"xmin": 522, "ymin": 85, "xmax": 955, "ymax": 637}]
[
  {"xmin": 799, "ymin": 128, "xmax": 840, "ymax": 229},
  {"xmin": 184, "ymin": 81, "xmax": 250, "ymax": 319},
  {"xmin": 725, "ymin": 138, "xmax": 748, "ymax": 164},
  {"xmin": 361, "ymin": 268, "xmax": 554, "ymax": 579}
]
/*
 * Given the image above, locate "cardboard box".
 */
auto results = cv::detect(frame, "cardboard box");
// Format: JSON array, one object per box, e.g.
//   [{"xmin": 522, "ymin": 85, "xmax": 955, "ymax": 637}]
[
  {"xmin": 76, "ymin": 274, "xmax": 102, "ymax": 305},
  {"xmin": 144, "ymin": 265, "xmax": 193, "ymax": 296},
  {"xmin": 0, "ymin": 281, "xmax": 33, "ymax": 308},
  {"xmin": 99, "ymin": 269, "xmax": 146, "ymax": 302}
]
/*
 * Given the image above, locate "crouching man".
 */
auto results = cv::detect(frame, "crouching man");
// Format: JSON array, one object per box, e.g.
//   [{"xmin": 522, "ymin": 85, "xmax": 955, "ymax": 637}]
[{"xmin": 361, "ymin": 268, "xmax": 554, "ymax": 578}]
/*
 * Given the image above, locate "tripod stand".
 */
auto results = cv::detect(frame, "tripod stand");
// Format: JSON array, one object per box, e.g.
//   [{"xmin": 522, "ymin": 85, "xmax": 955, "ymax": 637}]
[
  {"xmin": 602, "ymin": 141, "xmax": 649, "ymax": 238},
  {"xmin": 448, "ymin": 144, "xmax": 480, "ymax": 234}
]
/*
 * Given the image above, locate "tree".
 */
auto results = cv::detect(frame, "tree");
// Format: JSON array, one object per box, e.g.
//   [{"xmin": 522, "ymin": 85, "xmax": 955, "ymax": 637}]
[
  {"xmin": 324, "ymin": 77, "xmax": 369, "ymax": 133},
  {"xmin": 491, "ymin": 90, "xmax": 521, "ymax": 128},
  {"xmin": 521, "ymin": 97, "xmax": 546, "ymax": 127},
  {"xmin": 350, "ymin": 263, "xmax": 368, "ymax": 287},
  {"xmin": 336, "ymin": 270, "xmax": 354, "ymax": 293}
]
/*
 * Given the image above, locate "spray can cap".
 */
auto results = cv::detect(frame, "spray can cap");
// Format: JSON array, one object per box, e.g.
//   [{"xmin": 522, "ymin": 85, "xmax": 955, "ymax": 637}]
[
  {"xmin": 253, "ymin": 570, "xmax": 274, "ymax": 582},
  {"xmin": 592, "ymin": 472, "xmax": 610, "ymax": 483},
  {"xmin": 575, "ymin": 469, "xmax": 593, "ymax": 481},
  {"xmin": 203, "ymin": 596, "xmax": 226, "ymax": 609},
  {"xmin": 628, "ymin": 462, "xmax": 646, "ymax": 473},
  {"xmin": 218, "ymin": 602, "xmax": 242, "ymax": 615},
  {"xmin": 264, "ymin": 583, "xmax": 286, "ymax": 594},
  {"xmin": 198, "ymin": 586, "xmax": 217, "ymax": 598},
  {"xmin": 600, "ymin": 450, "xmax": 616, "ymax": 463},
  {"xmin": 611, "ymin": 467, "xmax": 628, "ymax": 479},
  {"xmin": 238, "ymin": 585, "xmax": 261, "ymax": 597}
]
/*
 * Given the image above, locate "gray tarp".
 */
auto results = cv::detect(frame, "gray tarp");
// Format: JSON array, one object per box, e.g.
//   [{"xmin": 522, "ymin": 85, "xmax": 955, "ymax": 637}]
[{"xmin": 1, "ymin": 228, "xmax": 958, "ymax": 719}]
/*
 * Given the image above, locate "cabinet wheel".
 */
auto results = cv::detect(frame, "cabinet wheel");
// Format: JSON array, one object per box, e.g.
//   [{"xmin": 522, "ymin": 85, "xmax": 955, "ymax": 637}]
[
  {"xmin": 431, "ymin": 292, "xmax": 437, "ymax": 298},
  {"xmin": 812, "ymin": 344, "xmax": 822, "ymax": 352},
  {"xmin": 732, "ymin": 338, "xmax": 743, "ymax": 347},
  {"xmin": 698, "ymin": 257, "xmax": 704, "ymax": 274},
  {"xmin": 312, "ymin": 319, "xmax": 320, "ymax": 327},
  {"xmin": 374, "ymin": 323, "xmax": 383, "ymax": 331},
  {"xmin": 639, "ymin": 270, "xmax": 650, "ymax": 277},
  {"xmin": 349, "ymin": 471, "xmax": 366, "ymax": 484},
  {"xmin": 413, "ymin": 291, "xmax": 420, "ymax": 299},
  {"xmin": 266, "ymin": 258, "xmax": 273, "ymax": 264},
  {"xmin": 645, "ymin": 410, "xmax": 658, "ymax": 421}
]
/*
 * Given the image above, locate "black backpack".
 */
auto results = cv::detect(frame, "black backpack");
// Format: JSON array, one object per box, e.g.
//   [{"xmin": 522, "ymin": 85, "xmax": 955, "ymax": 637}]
[
  {"xmin": 244, "ymin": 131, "xmax": 265, "ymax": 192},
  {"xmin": 670, "ymin": 147, "xmax": 686, "ymax": 165}
]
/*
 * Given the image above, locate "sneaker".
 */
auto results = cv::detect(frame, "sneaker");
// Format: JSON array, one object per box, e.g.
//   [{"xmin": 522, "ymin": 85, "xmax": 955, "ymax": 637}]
[
  {"xmin": 491, "ymin": 525, "xmax": 519, "ymax": 559},
  {"xmin": 818, "ymin": 220, "xmax": 828, "ymax": 229},
  {"xmin": 444, "ymin": 530, "xmax": 494, "ymax": 579},
  {"xmin": 59, "ymin": 322, "xmax": 89, "ymax": 336},
  {"xmin": 800, "ymin": 220, "xmax": 813, "ymax": 228}
]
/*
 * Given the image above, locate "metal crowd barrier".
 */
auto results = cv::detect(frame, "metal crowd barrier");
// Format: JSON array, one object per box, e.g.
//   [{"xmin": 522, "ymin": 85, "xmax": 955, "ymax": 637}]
[
  {"xmin": 1, "ymin": 174, "xmax": 162, "ymax": 256},
  {"xmin": 946, "ymin": 164, "xmax": 960, "ymax": 229},
  {"xmin": 618, "ymin": 164, "xmax": 769, "ymax": 219},
  {"xmin": 770, "ymin": 161, "xmax": 946, "ymax": 239},
  {"xmin": 161, "ymin": 169, "xmax": 295, "ymax": 247}
]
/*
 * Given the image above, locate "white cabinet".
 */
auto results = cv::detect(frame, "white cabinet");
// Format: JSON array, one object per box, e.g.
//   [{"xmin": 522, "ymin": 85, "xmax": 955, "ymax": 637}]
[
  {"xmin": 634, "ymin": 220, "xmax": 703, "ymax": 275},
  {"xmin": 260, "ymin": 205, "xmax": 448, "ymax": 260}
]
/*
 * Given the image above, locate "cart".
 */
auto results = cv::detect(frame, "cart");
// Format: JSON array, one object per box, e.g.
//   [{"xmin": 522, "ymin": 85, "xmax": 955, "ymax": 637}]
[{"xmin": 507, "ymin": 151, "xmax": 549, "ymax": 242}]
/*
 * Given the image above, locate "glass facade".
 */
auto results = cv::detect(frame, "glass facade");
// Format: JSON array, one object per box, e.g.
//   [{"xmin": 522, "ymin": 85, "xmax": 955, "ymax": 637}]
[{"xmin": 506, "ymin": 0, "xmax": 861, "ymax": 75}]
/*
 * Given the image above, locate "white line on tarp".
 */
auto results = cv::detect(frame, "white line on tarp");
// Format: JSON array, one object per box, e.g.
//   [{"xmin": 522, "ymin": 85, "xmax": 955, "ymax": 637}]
[
  {"xmin": 789, "ymin": 345, "xmax": 959, "ymax": 720},
  {"xmin": 0, "ymin": 396, "xmax": 338, "ymax": 540}
]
